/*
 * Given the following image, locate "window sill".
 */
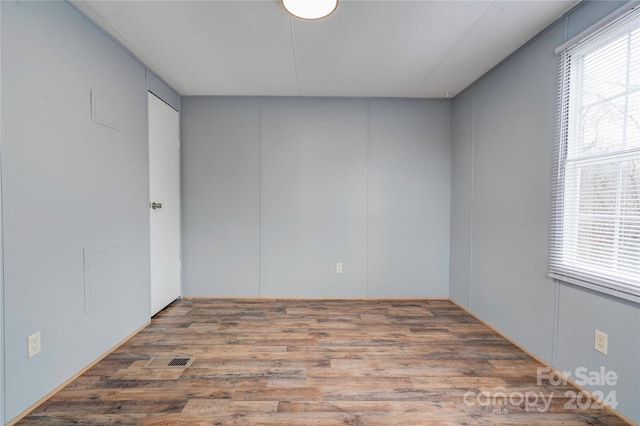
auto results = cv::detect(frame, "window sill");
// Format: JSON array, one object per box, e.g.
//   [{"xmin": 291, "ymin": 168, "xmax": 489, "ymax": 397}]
[{"xmin": 549, "ymin": 273, "xmax": 640, "ymax": 305}]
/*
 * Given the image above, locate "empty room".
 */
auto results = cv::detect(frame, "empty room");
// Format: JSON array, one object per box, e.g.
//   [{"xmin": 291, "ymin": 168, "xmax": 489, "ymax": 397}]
[{"xmin": 1, "ymin": 0, "xmax": 639, "ymax": 424}]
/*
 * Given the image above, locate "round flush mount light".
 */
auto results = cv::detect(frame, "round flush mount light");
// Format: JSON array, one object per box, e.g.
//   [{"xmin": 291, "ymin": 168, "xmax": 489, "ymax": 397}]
[{"xmin": 282, "ymin": 0, "xmax": 338, "ymax": 20}]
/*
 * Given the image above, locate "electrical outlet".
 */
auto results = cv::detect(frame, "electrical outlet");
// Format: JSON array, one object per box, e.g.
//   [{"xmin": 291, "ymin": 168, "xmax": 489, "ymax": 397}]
[
  {"xmin": 27, "ymin": 332, "xmax": 41, "ymax": 358},
  {"xmin": 594, "ymin": 329, "xmax": 608, "ymax": 355},
  {"xmin": 336, "ymin": 263, "xmax": 343, "ymax": 274}
]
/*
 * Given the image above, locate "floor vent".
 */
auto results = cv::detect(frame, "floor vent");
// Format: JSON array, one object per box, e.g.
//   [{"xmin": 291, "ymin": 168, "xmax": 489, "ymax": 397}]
[{"xmin": 143, "ymin": 356, "xmax": 195, "ymax": 369}]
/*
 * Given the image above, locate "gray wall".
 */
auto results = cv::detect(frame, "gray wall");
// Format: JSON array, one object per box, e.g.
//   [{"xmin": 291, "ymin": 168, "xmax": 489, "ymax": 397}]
[
  {"xmin": 182, "ymin": 97, "xmax": 451, "ymax": 298},
  {"xmin": 181, "ymin": 98, "xmax": 260, "ymax": 296},
  {"xmin": 260, "ymin": 99, "xmax": 369, "ymax": 297},
  {"xmin": 1, "ymin": 1, "xmax": 151, "ymax": 421},
  {"xmin": 368, "ymin": 101, "xmax": 451, "ymax": 297},
  {"xmin": 450, "ymin": 1, "xmax": 639, "ymax": 423}
]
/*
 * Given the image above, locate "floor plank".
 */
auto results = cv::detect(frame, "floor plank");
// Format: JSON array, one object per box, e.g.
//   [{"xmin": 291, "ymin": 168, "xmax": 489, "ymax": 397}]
[{"xmin": 18, "ymin": 299, "xmax": 631, "ymax": 425}]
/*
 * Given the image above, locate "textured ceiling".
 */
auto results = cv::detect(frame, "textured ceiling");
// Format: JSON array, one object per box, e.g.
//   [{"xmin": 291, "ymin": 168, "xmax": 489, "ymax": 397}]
[{"xmin": 72, "ymin": 0, "xmax": 579, "ymax": 98}]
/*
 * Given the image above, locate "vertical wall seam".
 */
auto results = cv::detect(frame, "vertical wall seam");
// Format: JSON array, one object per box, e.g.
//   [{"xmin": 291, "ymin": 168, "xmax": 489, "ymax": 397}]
[
  {"xmin": 177, "ymin": 86, "xmax": 184, "ymax": 300},
  {"xmin": 258, "ymin": 103, "xmax": 262, "ymax": 297},
  {"xmin": 449, "ymin": 99, "xmax": 454, "ymax": 300},
  {"xmin": 0, "ymin": 2, "xmax": 5, "ymax": 420},
  {"xmin": 366, "ymin": 101, "xmax": 371, "ymax": 298},
  {"xmin": 552, "ymin": 280, "xmax": 560, "ymax": 365},
  {"xmin": 468, "ymin": 85, "xmax": 475, "ymax": 310}
]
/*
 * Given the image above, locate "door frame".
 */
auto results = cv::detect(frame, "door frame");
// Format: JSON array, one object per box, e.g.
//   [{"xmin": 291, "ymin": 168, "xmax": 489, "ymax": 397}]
[{"xmin": 147, "ymin": 89, "xmax": 182, "ymax": 316}]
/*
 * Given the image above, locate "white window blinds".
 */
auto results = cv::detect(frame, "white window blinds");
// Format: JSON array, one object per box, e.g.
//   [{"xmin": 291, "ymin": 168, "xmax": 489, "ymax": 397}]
[{"xmin": 550, "ymin": 7, "xmax": 640, "ymax": 303}]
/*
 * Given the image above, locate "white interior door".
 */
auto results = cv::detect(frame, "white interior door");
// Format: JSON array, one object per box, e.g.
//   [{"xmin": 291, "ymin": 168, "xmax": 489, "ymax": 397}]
[{"xmin": 148, "ymin": 91, "xmax": 181, "ymax": 315}]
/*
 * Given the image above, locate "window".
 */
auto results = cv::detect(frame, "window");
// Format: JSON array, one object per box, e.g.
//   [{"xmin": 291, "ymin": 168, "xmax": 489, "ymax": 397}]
[{"xmin": 550, "ymin": 8, "xmax": 640, "ymax": 303}]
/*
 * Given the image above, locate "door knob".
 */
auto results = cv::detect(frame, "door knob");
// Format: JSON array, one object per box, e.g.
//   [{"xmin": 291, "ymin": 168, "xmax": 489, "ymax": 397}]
[{"xmin": 151, "ymin": 202, "xmax": 163, "ymax": 210}]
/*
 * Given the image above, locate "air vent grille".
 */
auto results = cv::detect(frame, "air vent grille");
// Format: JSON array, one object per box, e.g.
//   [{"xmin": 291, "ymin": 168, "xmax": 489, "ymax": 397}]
[{"xmin": 143, "ymin": 356, "xmax": 195, "ymax": 369}]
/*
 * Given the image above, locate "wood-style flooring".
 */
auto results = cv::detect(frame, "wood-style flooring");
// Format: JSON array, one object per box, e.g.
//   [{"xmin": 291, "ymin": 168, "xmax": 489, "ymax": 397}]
[{"xmin": 18, "ymin": 299, "xmax": 630, "ymax": 425}]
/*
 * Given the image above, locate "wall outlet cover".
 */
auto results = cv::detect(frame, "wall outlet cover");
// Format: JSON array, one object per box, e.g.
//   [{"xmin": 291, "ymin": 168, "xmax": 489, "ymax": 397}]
[
  {"xmin": 27, "ymin": 332, "xmax": 41, "ymax": 358},
  {"xmin": 594, "ymin": 329, "xmax": 608, "ymax": 355}
]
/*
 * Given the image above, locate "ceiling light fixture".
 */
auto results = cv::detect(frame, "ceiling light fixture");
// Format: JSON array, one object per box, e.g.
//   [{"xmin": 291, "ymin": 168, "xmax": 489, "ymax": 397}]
[{"xmin": 282, "ymin": 0, "xmax": 338, "ymax": 20}]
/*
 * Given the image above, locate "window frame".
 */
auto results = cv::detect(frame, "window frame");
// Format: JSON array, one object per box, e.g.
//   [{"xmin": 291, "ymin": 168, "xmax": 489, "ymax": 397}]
[{"xmin": 550, "ymin": 7, "xmax": 640, "ymax": 304}]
